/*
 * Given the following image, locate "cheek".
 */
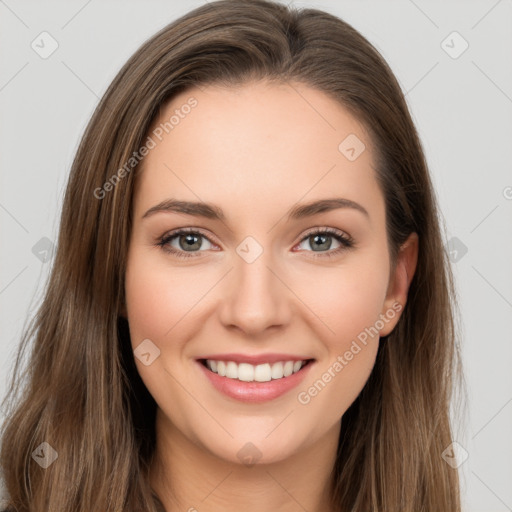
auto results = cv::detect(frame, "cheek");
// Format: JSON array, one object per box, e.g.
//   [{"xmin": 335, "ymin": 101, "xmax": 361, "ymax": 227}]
[
  {"xmin": 125, "ymin": 249, "xmax": 212, "ymax": 347},
  {"xmin": 296, "ymin": 255, "xmax": 390, "ymax": 348},
  {"xmin": 124, "ymin": 250, "xmax": 212, "ymax": 420},
  {"xmin": 292, "ymin": 256, "xmax": 389, "ymax": 415}
]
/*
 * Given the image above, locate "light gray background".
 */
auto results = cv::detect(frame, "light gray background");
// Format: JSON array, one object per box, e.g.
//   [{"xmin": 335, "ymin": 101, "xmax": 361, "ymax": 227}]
[{"xmin": 1, "ymin": 1, "xmax": 511, "ymax": 511}]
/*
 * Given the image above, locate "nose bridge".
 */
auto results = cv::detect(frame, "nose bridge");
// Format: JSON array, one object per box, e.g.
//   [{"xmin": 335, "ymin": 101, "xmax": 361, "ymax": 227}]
[{"xmin": 218, "ymin": 235, "xmax": 290, "ymax": 334}]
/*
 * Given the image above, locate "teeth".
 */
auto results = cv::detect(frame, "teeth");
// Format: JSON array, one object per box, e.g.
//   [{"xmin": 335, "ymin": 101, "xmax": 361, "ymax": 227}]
[
  {"xmin": 283, "ymin": 361, "xmax": 294, "ymax": 377},
  {"xmin": 226, "ymin": 361, "xmax": 238, "ymax": 379},
  {"xmin": 254, "ymin": 363, "xmax": 271, "ymax": 382},
  {"xmin": 217, "ymin": 361, "xmax": 226, "ymax": 377},
  {"xmin": 204, "ymin": 359, "xmax": 308, "ymax": 382},
  {"xmin": 239, "ymin": 363, "xmax": 255, "ymax": 382}
]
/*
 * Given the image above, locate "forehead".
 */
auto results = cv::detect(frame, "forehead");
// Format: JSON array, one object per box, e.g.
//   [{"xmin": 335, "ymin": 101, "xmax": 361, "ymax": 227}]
[{"xmin": 134, "ymin": 80, "xmax": 384, "ymax": 223}]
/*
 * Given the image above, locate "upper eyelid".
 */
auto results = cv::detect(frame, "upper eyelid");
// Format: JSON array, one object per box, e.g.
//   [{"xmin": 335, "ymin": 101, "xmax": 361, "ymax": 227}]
[{"xmin": 298, "ymin": 226, "xmax": 350, "ymax": 239}]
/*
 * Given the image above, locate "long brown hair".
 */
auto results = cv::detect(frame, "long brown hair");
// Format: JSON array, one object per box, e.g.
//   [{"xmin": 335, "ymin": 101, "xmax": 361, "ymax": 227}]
[{"xmin": 0, "ymin": 1, "xmax": 462, "ymax": 510}]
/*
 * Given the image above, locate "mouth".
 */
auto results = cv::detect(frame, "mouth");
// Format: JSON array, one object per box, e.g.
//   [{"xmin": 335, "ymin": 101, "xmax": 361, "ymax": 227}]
[
  {"xmin": 198, "ymin": 358, "xmax": 314, "ymax": 382},
  {"xmin": 196, "ymin": 356, "xmax": 316, "ymax": 403}
]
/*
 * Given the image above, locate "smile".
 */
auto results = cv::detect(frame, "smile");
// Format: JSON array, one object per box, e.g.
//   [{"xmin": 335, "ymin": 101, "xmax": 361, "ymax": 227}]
[
  {"xmin": 196, "ymin": 355, "xmax": 315, "ymax": 403},
  {"xmin": 201, "ymin": 359, "xmax": 310, "ymax": 382}
]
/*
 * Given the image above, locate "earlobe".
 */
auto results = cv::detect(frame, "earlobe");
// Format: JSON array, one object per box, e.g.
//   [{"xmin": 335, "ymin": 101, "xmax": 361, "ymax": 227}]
[{"xmin": 379, "ymin": 232, "xmax": 419, "ymax": 337}]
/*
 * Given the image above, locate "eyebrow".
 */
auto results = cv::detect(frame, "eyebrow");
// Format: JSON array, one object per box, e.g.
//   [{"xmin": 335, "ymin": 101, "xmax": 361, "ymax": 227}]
[{"xmin": 142, "ymin": 197, "xmax": 369, "ymax": 221}]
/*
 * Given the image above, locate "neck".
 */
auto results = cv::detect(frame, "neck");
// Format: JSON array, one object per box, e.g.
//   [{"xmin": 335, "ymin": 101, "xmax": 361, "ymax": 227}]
[{"xmin": 150, "ymin": 408, "xmax": 340, "ymax": 512}]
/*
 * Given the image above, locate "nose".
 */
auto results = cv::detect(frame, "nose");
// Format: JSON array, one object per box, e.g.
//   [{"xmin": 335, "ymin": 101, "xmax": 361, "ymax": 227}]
[{"xmin": 217, "ymin": 246, "xmax": 292, "ymax": 337}]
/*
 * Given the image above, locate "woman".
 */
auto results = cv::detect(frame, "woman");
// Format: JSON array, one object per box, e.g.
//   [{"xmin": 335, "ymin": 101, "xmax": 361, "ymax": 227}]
[{"xmin": 0, "ymin": 0, "xmax": 462, "ymax": 510}]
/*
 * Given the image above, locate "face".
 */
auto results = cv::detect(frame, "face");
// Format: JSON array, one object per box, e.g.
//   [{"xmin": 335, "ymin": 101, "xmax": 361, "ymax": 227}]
[{"xmin": 124, "ymin": 80, "xmax": 415, "ymax": 466}]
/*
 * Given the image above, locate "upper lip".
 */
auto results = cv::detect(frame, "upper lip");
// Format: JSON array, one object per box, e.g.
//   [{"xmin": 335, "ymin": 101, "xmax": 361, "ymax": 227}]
[{"xmin": 197, "ymin": 353, "xmax": 314, "ymax": 365}]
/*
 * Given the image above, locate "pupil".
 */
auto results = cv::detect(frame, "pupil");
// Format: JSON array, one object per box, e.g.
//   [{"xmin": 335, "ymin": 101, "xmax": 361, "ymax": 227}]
[
  {"xmin": 312, "ymin": 234, "xmax": 331, "ymax": 251},
  {"xmin": 180, "ymin": 234, "xmax": 201, "ymax": 251}
]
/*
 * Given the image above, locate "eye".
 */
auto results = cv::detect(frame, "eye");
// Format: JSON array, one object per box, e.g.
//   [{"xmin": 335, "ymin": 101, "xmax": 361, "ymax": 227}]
[
  {"xmin": 156, "ymin": 226, "xmax": 354, "ymax": 260},
  {"xmin": 294, "ymin": 227, "xmax": 354, "ymax": 258},
  {"xmin": 156, "ymin": 228, "xmax": 217, "ymax": 259}
]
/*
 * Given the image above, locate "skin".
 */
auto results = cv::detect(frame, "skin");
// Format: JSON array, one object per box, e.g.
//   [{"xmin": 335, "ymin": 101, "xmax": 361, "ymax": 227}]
[{"xmin": 123, "ymin": 80, "xmax": 418, "ymax": 512}]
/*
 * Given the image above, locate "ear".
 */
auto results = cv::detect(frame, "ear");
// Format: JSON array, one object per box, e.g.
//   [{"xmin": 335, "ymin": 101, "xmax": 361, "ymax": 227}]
[{"xmin": 379, "ymin": 232, "xmax": 418, "ymax": 337}]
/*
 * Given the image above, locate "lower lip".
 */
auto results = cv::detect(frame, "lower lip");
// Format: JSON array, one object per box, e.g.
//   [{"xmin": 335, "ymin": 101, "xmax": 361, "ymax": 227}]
[{"xmin": 197, "ymin": 360, "xmax": 314, "ymax": 403}]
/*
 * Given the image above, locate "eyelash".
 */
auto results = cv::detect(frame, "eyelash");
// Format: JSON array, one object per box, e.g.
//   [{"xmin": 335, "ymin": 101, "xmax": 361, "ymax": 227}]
[{"xmin": 156, "ymin": 226, "xmax": 354, "ymax": 260}]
